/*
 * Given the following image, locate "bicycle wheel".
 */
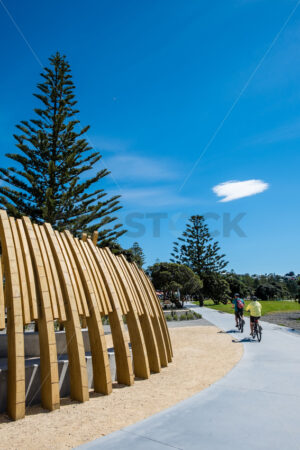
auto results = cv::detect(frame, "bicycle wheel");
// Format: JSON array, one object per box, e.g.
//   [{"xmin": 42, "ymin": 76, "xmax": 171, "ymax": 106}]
[
  {"xmin": 238, "ymin": 316, "xmax": 242, "ymax": 331},
  {"xmin": 256, "ymin": 325, "xmax": 262, "ymax": 342}
]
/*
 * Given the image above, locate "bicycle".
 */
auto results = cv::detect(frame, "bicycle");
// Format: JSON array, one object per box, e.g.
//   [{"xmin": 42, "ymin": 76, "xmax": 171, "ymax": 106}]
[
  {"xmin": 252, "ymin": 318, "xmax": 262, "ymax": 342},
  {"xmin": 237, "ymin": 311, "xmax": 244, "ymax": 333}
]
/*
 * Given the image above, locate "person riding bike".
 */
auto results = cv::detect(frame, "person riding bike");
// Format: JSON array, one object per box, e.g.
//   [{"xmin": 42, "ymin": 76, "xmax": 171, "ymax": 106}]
[
  {"xmin": 232, "ymin": 293, "xmax": 245, "ymax": 327},
  {"xmin": 246, "ymin": 296, "xmax": 262, "ymax": 336}
]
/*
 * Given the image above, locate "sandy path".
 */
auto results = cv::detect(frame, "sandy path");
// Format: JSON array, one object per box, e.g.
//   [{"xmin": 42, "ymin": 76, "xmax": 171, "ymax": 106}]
[{"xmin": 0, "ymin": 326, "xmax": 242, "ymax": 449}]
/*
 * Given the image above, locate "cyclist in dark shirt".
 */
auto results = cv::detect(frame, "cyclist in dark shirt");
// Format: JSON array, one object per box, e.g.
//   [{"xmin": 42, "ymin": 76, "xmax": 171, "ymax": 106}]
[{"xmin": 232, "ymin": 293, "xmax": 245, "ymax": 327}]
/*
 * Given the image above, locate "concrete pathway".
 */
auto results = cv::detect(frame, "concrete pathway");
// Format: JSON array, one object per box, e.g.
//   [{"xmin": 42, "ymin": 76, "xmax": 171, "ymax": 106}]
[{"xmin": 79, "ymin": 307, "xmax": 300, "ymax": 450}]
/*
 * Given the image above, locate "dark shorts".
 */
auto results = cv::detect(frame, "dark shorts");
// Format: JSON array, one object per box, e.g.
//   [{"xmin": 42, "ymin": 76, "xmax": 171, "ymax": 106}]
[
  {"xmin": 235, "ymin": 310, "xmax": 244, "ymax": 318},
  {"xmin": 250, "ymin": 315, "xmax": 260, "ymax": 323}
]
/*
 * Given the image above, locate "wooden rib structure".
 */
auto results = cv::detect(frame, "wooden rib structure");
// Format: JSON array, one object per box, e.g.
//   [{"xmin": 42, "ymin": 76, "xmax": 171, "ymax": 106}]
[{"xmin": 0, "ymin": 210, "xmax": 172, "ymax": 420}]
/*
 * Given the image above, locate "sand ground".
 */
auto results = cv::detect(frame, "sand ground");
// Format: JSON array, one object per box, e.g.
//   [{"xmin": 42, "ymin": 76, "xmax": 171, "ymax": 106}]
[{"xmin": 0, "ymin": 326, "xmax": 243, "ymax": 449}]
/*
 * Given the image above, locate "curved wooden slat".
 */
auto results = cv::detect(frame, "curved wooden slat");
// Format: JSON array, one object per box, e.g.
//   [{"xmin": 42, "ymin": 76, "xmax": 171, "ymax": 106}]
[
  {"xmin": 64, "ymin": 231, "xmax": 112, "ymax": 395},
  {"xmin": 105, "ymin": 249, "xmax": 150, "ymax": 379},
  {"xmin": 0, "ymin": 210, "xmax": 25, "ymax": 420},
  {"xmin": 44, "ymin": 223, "xmax": 89, "ymax": 403},
  {"xmin": 34, "ymin": 224, "xmax": 59, "ymax": 320},
  {"xmin": 56, "ymin": 230, "xmax": 84, "ymax": 317},
  {"xmin": 100, "ymin": 249, "xmax": 128, "ymax": 316},
  {"xmin": 117, "ymin": 256, "xmax": 143, "ymax": 316},
  {"xmin": 39, "ymin": 224, "xmax": 66, "ymax": 322},
  {"xmin": 72, "ymin": 238, "xmax": 104, "ymax": 316},
  {"xmin": 81, "ymin": 241, "xmax": 111, "ymax": 315},
  {"xmin": 139, "ymin": 268, "xmax": 173, "ymax": 359},
  {"xmin": 22, "ymin": 217, "xmax": 60, "ymax": 411},
  {"xmin": 0, "ymin": 256, "xmax": 5, "ymax": 330},
  {"xmin": 131, "ymin": 263, "xmax": 168, "ymax": 368},
  {"xmin": 89, "ymin": 244, "xmax": 134, "ymax": 386},
  {"xmin": 120, "ymin": 255, "xmax": 161, "ymax": 373},
  {"xmin": 16, "ymin": 219, "xmax": 38, "ymax": 321},
  {"xmin": 60, "ymin": 232, "xmax": 90, "ymax": 318},
  {"xmin": 9, "ymin": 217, "xmax": 31, "ymax": 325}
]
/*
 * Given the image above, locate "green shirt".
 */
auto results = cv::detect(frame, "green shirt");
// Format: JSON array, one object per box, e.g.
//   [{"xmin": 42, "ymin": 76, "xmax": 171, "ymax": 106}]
[{"xmin": 246, "ymin": 301, "xmax": 262, "ymax": 317}]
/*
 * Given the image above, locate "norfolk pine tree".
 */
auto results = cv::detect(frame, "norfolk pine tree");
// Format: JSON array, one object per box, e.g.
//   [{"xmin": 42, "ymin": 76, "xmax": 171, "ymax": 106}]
[
  {"xmin": 171, "ymin": 215, "xmax": 229, "ymax": 303},
  {"xmin": 130, "ymin": 242, "xmax": 145, "ymax": 268},
  {"xmin": 0, "ymin": 52, "xmax": 124, "ymax": 246},
  {"xmin": 171, "ymin": 215, "xmax": 228, "ymax": 275}
]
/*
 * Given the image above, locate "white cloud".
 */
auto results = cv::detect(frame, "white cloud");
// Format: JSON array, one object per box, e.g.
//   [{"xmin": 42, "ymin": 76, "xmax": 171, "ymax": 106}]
[{"xmin": 213, "ymin": 179, "xmax": 269, "ymax": 202}]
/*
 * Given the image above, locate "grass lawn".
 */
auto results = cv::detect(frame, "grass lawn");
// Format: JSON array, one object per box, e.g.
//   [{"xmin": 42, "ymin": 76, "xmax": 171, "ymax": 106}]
[{"xmin": 204, "ymin": 299, "xmax": 300, "ymax": 316}]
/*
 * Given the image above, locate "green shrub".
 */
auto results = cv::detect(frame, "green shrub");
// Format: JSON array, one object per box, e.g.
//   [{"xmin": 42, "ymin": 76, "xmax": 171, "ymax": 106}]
[
  {"xmin": 179, "ymin": 314, "xmax": 186, "ymax": 321},
  {"xmin": 173, "ymin": 313, "xmax": 179, "ymax": 321},
  {"xmin": 165, "ymin": 314, "xmax": 173, "ymax": 321}
]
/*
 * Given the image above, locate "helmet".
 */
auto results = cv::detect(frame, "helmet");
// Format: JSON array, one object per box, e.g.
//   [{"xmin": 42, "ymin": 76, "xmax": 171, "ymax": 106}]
[
  {"xmin": 234, "ymin": 293, "xmax": 239, "ymax": 297},
  {"xmin": 251, "ymin": 296, "xmax": 258, "ymax": 301}
]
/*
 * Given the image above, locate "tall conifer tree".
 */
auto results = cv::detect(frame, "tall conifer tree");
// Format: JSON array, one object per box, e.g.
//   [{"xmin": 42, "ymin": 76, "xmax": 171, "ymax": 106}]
[
  {"xmin": 171, "ymin": 215, "xmax": 228, "ymax": 275},
  {"xmin": 0, "ymin": 52, "xmax": 124, "ymax": 245},
  {"xmin": 130, "ymin": 242, "xmax": 145, "ymax": 268}
]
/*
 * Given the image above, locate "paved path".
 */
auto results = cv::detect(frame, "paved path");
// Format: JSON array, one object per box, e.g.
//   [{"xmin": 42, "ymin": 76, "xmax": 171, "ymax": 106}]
[{"xmin": 80, "ymin": 307, "xmax": 300, "ymax": 450}]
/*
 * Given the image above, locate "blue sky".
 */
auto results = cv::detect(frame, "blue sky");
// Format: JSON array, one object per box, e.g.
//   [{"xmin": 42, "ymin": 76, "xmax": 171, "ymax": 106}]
[{"xmin": 0, "ymin": 0, "xmax": 299, "ymax": 274}]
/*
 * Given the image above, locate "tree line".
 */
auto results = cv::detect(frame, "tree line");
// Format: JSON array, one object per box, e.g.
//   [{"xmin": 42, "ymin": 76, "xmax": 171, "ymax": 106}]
[{"xmin": 148, "ymin": 215, "xmax": 300, "ymax": 306}]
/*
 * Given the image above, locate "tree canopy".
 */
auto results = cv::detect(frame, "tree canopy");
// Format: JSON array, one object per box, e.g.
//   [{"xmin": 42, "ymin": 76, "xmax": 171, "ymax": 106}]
[
  {"xmin": 148, "ymin": 262, "xmax": 203, "ymax": 308},
  {"xmin": 202, "ymin": 271, "xmax": 231, "ymax": 304}
]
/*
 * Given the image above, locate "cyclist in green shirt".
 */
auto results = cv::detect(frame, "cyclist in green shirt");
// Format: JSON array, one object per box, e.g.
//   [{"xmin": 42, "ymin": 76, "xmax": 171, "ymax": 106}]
[{"xmin": 246, "ymin": 296, "xmax": 262, "ymax": 336}]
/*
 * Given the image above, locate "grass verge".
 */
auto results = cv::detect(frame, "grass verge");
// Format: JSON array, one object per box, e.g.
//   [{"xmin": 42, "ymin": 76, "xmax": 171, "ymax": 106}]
[{"xmin": 204, "ymin": 300, "xmax": 300, "ymax": 316}]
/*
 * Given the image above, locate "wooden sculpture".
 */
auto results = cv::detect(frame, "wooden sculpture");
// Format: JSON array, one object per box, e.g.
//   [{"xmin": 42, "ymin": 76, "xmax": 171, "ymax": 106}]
[{"xmin": 0, "ymin": 210, "xmax": 172, "ymax": 420}]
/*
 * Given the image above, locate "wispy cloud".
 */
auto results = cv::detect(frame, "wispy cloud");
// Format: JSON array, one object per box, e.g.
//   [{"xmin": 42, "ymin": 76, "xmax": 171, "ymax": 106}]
[
  {"xmin": 247, "ymin": 119, "xmax": 300, "ymax": 146},
  {"xmin": 105, "ymin": 154, "xmax": 178, "ymax": 182},
  {"xmin": 89, "ymin": 136, "xmax": 131, "ymax": 152},
  {"xmin": 87, "ymin": 136, "xmax": 180, "ymax": 182},
  {"xmin": 213, "ymin": 179, "xmax": 269, "ymax": 202},
  {"xmin": 112, "ymin": 186, "xmax": 203, "ymax": 207}
]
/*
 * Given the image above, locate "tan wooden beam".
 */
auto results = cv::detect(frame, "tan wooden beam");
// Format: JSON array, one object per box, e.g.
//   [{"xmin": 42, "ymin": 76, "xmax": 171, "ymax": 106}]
[
  {"xmin": 0, "ymin": 210, "xmax": 25, "ymax": 420},
  {"xmin": 38, "ymin": 224, "xmax": 66, "ymax": 322},
  {"xmin": 22, "ymin": 218, "xmax": 60, "ymax": 411},
  {"xmin": 131, "ymin": 263, "xmax": 168, "ymax": 367},
  {"xmin": 105, "ymin": 249, "xmax": 150, "ymax": 379},
  {"xmin": 0, "ymin": 256, "xmax": 5, "ymax": 330},
  {"xmin": 140, "ymin": 268, "xmax": 173, "ymax": 359},
  {"xmin": 65, "ymin": 231, "xmax": 112, "ymax": 395},
  {"xmin": 81, "ymin": 241, "xmax": 111, "ymax": 316},
  {"xmin": 44, "ymin": 223, "xmax": 89, "ymax": 403},
  {"xmin": 92, "ymin": 231, "xmax": 98, "ymax": 246},
  {"xmin": 132, "ymin": 263, "xmax": 169, "ymax": 367},
  {"xmin": 120, "ymin": 255, "xmax": 161, "ymax": 373},
  {"xmin": 16, "ymin": 219, "xmax": 38, "ymax": 321},
  {"xmin": 60, "ymin": 232, "xmax": 90, "ymax": 318},
  {"xmin": 34, "ymin": 224, "xmax": 59, "ymax": 320},
  {"xmin": 90, "ymin": 243, "xmax": 134, "ymax": 386},
  {"xmin": 9, "ymin": 218, "xmax": 31, "ymax": 325}
]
